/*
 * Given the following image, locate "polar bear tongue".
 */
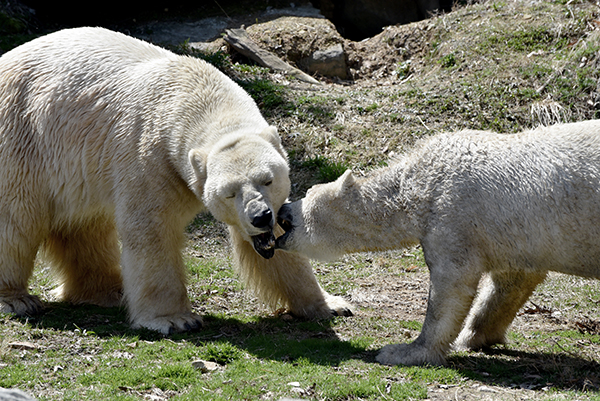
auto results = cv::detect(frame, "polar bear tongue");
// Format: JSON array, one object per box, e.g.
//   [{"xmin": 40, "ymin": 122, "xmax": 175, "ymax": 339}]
[{"xmin": 252, "ymin": 232, "xmax": 276, "ymax": 259}]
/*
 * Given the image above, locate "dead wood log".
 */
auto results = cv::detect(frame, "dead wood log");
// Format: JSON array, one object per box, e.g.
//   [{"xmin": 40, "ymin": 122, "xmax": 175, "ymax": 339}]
[{"xmin": 224, "ymin": 28, "xmax": 321, "ymax": 85}]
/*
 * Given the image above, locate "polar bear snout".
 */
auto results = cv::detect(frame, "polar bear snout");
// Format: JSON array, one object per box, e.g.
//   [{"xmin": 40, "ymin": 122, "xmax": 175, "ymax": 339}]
[
  {"xmin": 247, "ymin": 201, "xmax": 277, "ymax": 259},
  {"xmin": 246, "ymin": 198, "xmax": 274, "ymax": 230},
  {"xmin": 251, "ymin": 208, "xmax": 273, "ymax": 229}
]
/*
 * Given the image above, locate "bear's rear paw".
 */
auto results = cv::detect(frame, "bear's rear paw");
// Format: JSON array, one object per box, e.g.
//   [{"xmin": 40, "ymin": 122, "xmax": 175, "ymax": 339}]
[
  {"xmin": 376, "ymin": 343, "xmax": 446, "ymax": 366},
  {"xmin": 453, "ymin": 328, "xmax": 505, "ymax": 352},
  {"xmin": 326, "ymin": 295, "xmax": 354, "ymax": 317},
  {"xmin": 0, "ymin": 294, "xmax": 43, "ymax": 316},
  {"xmin": 131, "ymin": 312, "xmax": 204, "ymax": 335},
  {"xmin": 289, "ymin": 294, "xmax": 354, "ymax": 319}
]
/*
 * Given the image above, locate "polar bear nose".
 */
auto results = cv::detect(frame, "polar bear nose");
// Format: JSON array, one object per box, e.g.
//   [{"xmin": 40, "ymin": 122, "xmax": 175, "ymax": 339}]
[{"xmin": 251, "ymin": 208, "xmax": 273, "ymax": 229}]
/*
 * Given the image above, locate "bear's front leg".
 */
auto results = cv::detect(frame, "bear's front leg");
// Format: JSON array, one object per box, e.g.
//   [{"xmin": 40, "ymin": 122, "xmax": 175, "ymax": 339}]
[
  {"xmin": 117, "ymin": 207, "xmax": 202, "ymax": 335},
  {"xmin": 376, "ymin": 252, "xmax": 482, "ymax": 366},
  {"xmin": 229, "ymin": 227, "xmax": 353, "ymax": 318},
  {"xmin": 120, "ymin": 242, "xmax": 202, "ymax": 334}
]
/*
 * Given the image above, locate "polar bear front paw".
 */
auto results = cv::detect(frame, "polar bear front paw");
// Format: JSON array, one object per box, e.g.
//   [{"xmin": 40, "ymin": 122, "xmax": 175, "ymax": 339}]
[
  {"xmin": 0, "ymin": 294, "xmax": 43, "ymax": 316},
  {"xmin": 131, "ymin": 312, "xmax": 204, "ymax": 335},
  {"xmin": 376, "ymin": 342, "xmax": 446, "ymax": 366}
]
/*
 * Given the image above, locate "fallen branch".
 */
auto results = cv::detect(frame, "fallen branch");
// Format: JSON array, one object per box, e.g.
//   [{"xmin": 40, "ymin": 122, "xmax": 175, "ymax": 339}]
[{"xmin": 224, "ymin": 28, "xmax": 320, "ymax": 85}]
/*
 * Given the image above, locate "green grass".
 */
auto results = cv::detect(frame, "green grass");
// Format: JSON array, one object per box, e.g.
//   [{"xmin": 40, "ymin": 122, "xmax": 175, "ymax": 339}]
[
  {"xmin": 0, "ymin": 303, "xmax": 429, "ymax": 400},
  {"xmin": 3, "ymin": 246, "xmax": 600, "ymax": 400},
  {"xmin": 302, "ymin": 155, "xmax": 349, "ymax": 183},
  {"xmin": 237, "ymin": 78, "xmax": 293, "ymax": 115},
  {"xmin": 439, "ymin": 53, "xmax": 457, "ymax": 69},
  {"xmin": 482, "ymin": 27, "xmax": 570, "ymax": 53}
]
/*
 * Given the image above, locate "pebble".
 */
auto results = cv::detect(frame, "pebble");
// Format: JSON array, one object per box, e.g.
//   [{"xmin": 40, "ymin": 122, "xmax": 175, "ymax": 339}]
[{"xmin": 191, "ymin": 359, "xmax": 220, "ymax": 373}]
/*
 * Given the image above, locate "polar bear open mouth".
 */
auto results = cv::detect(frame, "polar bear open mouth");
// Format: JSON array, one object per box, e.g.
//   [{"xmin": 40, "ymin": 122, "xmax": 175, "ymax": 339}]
[{"xmin": 252, "ymin": 231, "xmax": 276, "ymax": 259}]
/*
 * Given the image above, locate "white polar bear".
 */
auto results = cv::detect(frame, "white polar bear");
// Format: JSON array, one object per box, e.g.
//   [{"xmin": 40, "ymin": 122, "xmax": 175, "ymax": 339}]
[
  {"xmin": 276, "ymin": 119, "xmax": 600, "ymax": 365},
  {"xmin": 0, "ymin": 27, "xmax": 351, "ymax": 335}
]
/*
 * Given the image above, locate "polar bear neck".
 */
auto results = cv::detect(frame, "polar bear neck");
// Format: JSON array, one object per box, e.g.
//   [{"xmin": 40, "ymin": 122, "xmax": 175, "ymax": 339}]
[
  {"xmin": 349, "ymin": 166, "xmax": 429, "ymax": 250},
  {"xmin": 155, "ymin": 57, "xmax": 270, "ymax": 194},
  {"xmin": 304, "ymin": 163, "xmax": 429, "ymax": 257},
  {"xmin": 308, "ymin": 138, "xmax": 458, "ymax": 255}
]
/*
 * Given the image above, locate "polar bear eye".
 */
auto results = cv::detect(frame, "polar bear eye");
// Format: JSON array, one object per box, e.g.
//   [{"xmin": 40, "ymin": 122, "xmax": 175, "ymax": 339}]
[
  {"xmin": 226, "ymin": 193, "xmax": 236, "ymax": 199},
  {"xmin": 264, "ymin": 180, "xmax": 272, "ymax": 187}
]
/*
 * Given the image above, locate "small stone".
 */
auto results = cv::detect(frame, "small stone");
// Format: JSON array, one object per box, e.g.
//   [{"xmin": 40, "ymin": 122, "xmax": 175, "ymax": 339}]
[
  {"xmin": 191, "ymin": 359, "xmax": 219, "ymax": 373},
  {"xmin": 478, "ymin": 385, "xmax": 498, "ymax": 393},
  {"xmin": 280, "ymin": 313, "xmax": 294, "ymax": 322},
  {"xmin": 0, "ymin": 388, "xmax": 37, "ymax": 401},
  {"xmin": 8, "ymin": 341, "xmax": 38, "ymax": 350}
]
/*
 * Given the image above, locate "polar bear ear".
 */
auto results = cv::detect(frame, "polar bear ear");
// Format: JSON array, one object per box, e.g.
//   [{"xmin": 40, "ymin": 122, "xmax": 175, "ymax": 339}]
[
  {"xmin": 337, "ymin": 169, "xmax": 355, "ymax": 191},
  {"xmin": 188, "ymin": 149, "xmax": 208, "ymax": 190},
  {"xmin": 258, "ymin": 126, "xmax": 286, "ymax": 158}
]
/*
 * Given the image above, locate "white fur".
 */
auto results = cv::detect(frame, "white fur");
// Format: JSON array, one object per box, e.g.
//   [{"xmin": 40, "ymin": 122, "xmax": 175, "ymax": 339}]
[
  {"xmin": 0, "ymin": 27, "xmax": 351, "ymax": 334},
  {"xmin": 277, "ymin": 120, "xmax": 600, "ymax": 365}
]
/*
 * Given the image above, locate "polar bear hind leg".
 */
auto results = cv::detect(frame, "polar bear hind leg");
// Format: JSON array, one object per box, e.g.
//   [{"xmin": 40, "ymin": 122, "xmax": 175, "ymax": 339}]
[
  {"xmin": 454, "ymin": 270, "xmax": 547, "ymax": 351},
  {"xmin": 44, "ymin": 215, "xmax": 123, "ymax": 308},
  {"xmin": 229, "ymin": 226, "xmax": 353, "ymax": 318}
]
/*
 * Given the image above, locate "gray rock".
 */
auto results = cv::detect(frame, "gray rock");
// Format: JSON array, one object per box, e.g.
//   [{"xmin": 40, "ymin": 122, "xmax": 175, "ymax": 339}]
[
  {"xmin": 191, "ymin": 359, "xmax": 220, "ymax": 373},
  {"xmin": 303, "ymin": 43, "xmax": 347, "ymax": 79},
  {"xmin": 0, "ymin": 388, "xmax": 36, "ymax": 401}
]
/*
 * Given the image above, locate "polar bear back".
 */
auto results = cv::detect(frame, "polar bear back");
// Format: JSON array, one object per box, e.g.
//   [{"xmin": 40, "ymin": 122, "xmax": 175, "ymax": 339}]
[
  {"xmin": 399, "ymin": 121, "xmax": 600, "ymax": 278},
  {"xmin": 0, "ymin": 27, "xmax": 266, "ymax": 225}
]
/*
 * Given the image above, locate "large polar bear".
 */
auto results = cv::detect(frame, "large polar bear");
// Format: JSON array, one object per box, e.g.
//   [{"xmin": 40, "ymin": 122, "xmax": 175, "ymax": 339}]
[
  {"xmin": 0, "ymin": 27, "xmax": 351, "ymax": 334},
  {"xmin": 276, "ymin": 119, "xmax": 600, "ymax": 366}
]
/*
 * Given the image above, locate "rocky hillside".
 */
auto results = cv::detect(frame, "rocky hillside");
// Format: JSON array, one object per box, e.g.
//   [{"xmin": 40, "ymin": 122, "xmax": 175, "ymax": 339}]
[{"xmin": 182, "ymin": 0, "xmax": 600, "ymax": 196}]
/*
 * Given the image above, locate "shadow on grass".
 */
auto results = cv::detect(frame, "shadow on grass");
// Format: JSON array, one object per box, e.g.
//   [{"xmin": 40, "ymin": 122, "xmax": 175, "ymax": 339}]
[
  {"xmin": 185, "ymin": 313, "xmax": 374, "ymax": 367},
  {"xmin": 448, "ymin": 347, "xmax": 600, "ymax": 393},
  {"xmin": 11, "ymin": 302, "xmax": 371, "ymax": 367},
  {"xmin": 11, "ymin": 302, "xmax": 600, "ymax": 393}
]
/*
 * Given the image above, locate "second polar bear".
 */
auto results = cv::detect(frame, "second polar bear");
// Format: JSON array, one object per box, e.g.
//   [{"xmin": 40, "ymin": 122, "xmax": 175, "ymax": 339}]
[
  {"xmin": 0, "ymin": 27, "xmax": 351, "ymax": 334},
  {"xmin": 276, "ymin": 119, "xmax": 600, "ymax": 365}
]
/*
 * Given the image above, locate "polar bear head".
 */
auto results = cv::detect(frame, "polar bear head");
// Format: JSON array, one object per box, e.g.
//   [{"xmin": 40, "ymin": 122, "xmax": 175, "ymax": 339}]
[
  {"xmin": 189, "ymin": 126, "xmax": 290, "ymax": 259},
  {"xmin": 275, "ymin": 170, "xmax": 355, "ymax": 261}
]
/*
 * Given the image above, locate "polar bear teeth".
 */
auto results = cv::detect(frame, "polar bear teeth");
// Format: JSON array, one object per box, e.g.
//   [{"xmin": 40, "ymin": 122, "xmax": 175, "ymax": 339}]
[
  {"xmin": 260, "ymin": 232, "xmax": 275, "ymax": 249},
  {"xmin": 278, "ymin": 218, "xmax": 293, "ymax": 232},
  {"xmin": 252, "ymin": 232, "xmax": 276, "ymax": 259}
]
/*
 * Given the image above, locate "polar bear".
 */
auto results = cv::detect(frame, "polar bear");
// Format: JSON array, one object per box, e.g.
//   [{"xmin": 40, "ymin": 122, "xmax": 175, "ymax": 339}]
[
  {"xmin": 276, "ymin": 119, "xmax": 600, "ymax": 366},
  {"xmin": 0, "ymin": 27, "xmax": 351, "ymax": 335}
]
